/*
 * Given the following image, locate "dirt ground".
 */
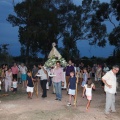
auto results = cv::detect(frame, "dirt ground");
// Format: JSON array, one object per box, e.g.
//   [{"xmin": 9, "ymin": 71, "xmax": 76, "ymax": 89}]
[{"xmin": 0, "ymin": 80, "xmax": 120, "ymax": 120}]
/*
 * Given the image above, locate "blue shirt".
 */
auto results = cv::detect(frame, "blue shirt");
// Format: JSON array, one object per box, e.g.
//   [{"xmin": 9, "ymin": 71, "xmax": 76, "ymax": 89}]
[
  {"xmin": 69, "ymin": 76, "xmax": 76, "ymax": 90},
  {"xmin": 27, "ymin": 76, "xmax": 34, "ymax": 87}
]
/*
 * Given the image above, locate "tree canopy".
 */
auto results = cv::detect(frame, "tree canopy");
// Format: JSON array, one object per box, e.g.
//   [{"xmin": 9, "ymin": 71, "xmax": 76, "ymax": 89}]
[{"xmin": 7, "ymin": 0, "xmax": 120, "ymax": 63}]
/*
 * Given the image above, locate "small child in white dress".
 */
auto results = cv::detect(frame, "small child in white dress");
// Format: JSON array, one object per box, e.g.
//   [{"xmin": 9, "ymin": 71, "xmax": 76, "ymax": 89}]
[
  {"xmin": 82, "ymin": 78, "xmax": 95, "ymax": 111},
  {"xmin": 12, "ymin": 78, "xmax": 17, "ymax": 93}
]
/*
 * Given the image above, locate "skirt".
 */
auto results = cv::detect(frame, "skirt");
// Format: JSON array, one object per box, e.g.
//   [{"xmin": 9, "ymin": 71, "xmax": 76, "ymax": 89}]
[
  {"xmin": 68, "ymin": 89, "xmax": 76, "ymax": 95},
  {"xmin": 21, "ymin": 74, "xmax": 27, "ymax": 81},
  {"xmin": 87, "ymin": 96, "xmax": 92, "ymax": 100}
]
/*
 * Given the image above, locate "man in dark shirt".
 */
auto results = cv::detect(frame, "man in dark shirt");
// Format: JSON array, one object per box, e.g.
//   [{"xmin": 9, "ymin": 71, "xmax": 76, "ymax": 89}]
[{"xmin": 65, "ymin": 60, "xmax": 75, "ymax": 91}]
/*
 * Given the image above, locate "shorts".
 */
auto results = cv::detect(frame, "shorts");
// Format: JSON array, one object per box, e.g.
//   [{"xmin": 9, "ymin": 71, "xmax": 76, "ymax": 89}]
[
  {"xmin": 68, "ymin": 89, "xmax": 76, "ymax": 95},
  {"xmin": 27, "ymin": 86, "xmax": 34, "ymax": 93},
  {"xmin": 13, "ymin": 88, "xmax": 17, "ymax": 92},
  {"xmin": 87, "ymin": 96, "xmax": 92, "ymax": 100},
  {"xmin": 21, "ymin": 74, "xmax": 27, "ymax": 81}
]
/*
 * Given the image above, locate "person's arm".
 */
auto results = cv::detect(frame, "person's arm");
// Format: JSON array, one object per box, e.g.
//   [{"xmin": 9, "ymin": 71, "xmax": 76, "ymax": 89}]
[
  {"xmin": 102, "ymin": 78, "xmax": 112, "ymax": 88},
  {"xmin": 26, "ymin": 80, "xmax": 28, "ymax": 86},
  {"xmin": 41, "ymin": 66, "xmax": 47, "ymax": 74},
  {"xmin": 92, "ymin": 83, "xmax": 95, "ymax": 89},
  {"xmin": 11, "ymin": 73, "xmax": 13, "ymax": 80},
  {"xmin": 16, "ymin": 67, "xmax": 19, "ymax": 74}
]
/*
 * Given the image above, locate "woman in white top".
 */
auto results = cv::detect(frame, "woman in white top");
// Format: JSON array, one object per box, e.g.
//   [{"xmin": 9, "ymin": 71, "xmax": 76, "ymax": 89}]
[
  {"xmin": 5, "ymin": 68, "xmax": 12, "ymax": 92},
  {"xmin": 20, "ymin": 63, "xmax": 27, "ymax": 88}
]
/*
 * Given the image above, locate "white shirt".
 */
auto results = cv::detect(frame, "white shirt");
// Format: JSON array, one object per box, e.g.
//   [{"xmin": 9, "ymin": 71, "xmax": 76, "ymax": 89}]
[
  {"xmin": 102, "ymin": 70, "xmax": 117, "ymax": 94},
  {"xmin": 38, "ymin": 68, "xmax": 47, "ymax": 80},
  {"xmin": 103, "ymin": 67, "xmax": 109, "ymax": 73},
  {"xmin": 84, "ymin": 84, "xmax": 94, "ymax": 96},
  {"xmin": 13, "ymin": 81, "xmax": 17, "ymax": 88},
  {"xmin": 20, "ymin": 66, "xmax": 27, "ymax": 74}
]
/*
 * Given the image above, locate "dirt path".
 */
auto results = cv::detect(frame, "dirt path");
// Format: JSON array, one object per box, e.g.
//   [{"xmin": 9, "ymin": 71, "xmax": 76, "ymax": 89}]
[{"xmin": 0, "ymin": 81, "xmax": 120, "ymax": 120}]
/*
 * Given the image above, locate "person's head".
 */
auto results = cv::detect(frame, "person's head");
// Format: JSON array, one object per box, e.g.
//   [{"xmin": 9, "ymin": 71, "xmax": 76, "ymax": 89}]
[
  {"xmin": 21, "ymin": 63, "xmax": 24, "ymax": 67},
  {"xmin": 38, "ymin": 63, "xmax": 44, "ymax": 69},
  {"xmin": 112, "ymin": 65, "xmax": 119, "ymax": 74},
  {"xmin": 72, "ymin": 63, "xmax": 74, "ymax": 66},
  {"xmin": 5, "ymin": 64, "xmax": 8, "ymax": 68},
  {"xmin": 87, "ymin": 78, "xmax": 92, "ymax": 88},
  {"xmin": 70, "ymin": 71, "xmax": 75, "ymax": 77},
  {"xmin": 8, "ymin": 67, "xmax": 11, "ymax": 72},
  {"xmin": 56, "ymin": 61, "xmax": 61, "ymax": 68},
  {"xmin": 83, "ymin": 68, "xmax": 87, "ymax": 73},
  {"xmin": 68, "ymin": 60, "xmax": 72, "ymax": 65},
  {"xmin": 27, "ymin": 70, "xmax": 32, "ymax": 77},
  {"xmin": 2, "ymin": 64, "xmax": 5, "ymax": 69},
  {"xmin": 13, "ymin": 78, "xmax": 17, "ymax": 82},
  {"xmin": 33, "ymin": 65, "xmax": 37, "ymax": 68},
  {"xmin": 13, "ymin": 63, "xmax": 17, "ymax": 67}
]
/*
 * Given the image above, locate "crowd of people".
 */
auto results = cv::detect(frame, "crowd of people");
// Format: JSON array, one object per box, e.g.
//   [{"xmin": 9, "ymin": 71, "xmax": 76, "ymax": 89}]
[{"xmin": 0, "ymin": 60, "xmax": 119, "ymax": 114}]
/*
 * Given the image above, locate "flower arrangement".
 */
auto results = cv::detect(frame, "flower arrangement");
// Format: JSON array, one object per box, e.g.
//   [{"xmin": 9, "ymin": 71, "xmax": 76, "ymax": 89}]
[{"xmin": 44, "ymin": 55, "xmax": 67, "ymax": 68}]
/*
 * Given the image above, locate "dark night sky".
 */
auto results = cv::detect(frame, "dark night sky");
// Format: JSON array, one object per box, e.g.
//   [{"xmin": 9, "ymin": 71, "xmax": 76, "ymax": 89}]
[{"xmin": 0, "ymin": 0, "xmax": 118, "ymax": 58}]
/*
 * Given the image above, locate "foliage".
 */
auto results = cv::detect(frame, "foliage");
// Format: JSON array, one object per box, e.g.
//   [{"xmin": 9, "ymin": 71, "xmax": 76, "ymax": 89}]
[
  {"xmin": 44, "ymin": 55, "xmax": 67, "ymax": 68},
  {"xmin": 7, "ymin": 0, "xmax": 120, "ymax": 62}
]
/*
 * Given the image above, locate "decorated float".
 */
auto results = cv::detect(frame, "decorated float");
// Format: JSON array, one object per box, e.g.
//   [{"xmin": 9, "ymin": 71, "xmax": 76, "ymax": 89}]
[{"xmin": 44, "ymin": 43, "xmax": 67, "ymax": 68}]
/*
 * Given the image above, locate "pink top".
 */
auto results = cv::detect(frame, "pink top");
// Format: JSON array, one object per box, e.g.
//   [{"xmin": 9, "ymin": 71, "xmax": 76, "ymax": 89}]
[
  {"xmin": 11, "ymin": 66, "xmax": 18, "ymax": 74},
  {"xmin": 52, "ymin": 67, "xmax": 64, "ymax": 83}
]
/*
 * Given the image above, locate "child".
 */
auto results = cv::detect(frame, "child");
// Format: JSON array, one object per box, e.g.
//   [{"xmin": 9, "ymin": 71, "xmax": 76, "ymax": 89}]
[
  {"xmin": 67, "ymin": 71, "xmax": 76, "ymax": 106},
  {"xmin": 12, "ymin": 78, "xmax": 18, "ymax": 93},
  {"xmin": 82, "ymin": 78, "xmax": 95, "ymax": 111},
  {"xmin": 26, "ymin": 70, "xmax": 34, "ymax": 99},
  {"xmin": 81, "ymin": 68, "xmax": 88, "ymax": 87}
]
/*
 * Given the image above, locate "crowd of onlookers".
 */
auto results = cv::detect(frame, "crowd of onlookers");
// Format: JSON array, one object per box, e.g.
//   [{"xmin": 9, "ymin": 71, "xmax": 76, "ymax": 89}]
[
  {"xmin": 0, "ymin": 61, "xmax": 111, "ymax": 93},
  {"xmin": 0, "ymin": 60, "xmax": 119, "ymax": 113}
]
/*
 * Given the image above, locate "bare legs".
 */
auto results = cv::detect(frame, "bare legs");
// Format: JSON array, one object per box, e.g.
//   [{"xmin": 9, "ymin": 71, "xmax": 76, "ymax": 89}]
[
  {"xmin": 86, "ymin": 100, "xmax": 91, "ymax": 111},
  {"xmin": 68, "ymin": 95, "xmax": 75, "ymax": 104},
  {"xmin": 28, "ymin": 92, "xmax": 33, "ymax": 99},
  {"xmin": 22, "ymin": 81, "xmax": 26, "ymax": 88}
]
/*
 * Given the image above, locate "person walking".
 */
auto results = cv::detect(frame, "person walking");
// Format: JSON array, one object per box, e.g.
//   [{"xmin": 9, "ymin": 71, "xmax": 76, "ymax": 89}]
[
  {"xmin": 37, "ymin": 63, "xmax": 48, "ymax": 98},
  {"xmin": 67, "ymin": 71, "xmax": 76, "ymax": 106},
  {"xmin": 65, "ymin": 60, "xmax": 75, "ymax": 91},
  {"xmin": 52, "ymin": 61, "xmax": 64, "ymax": 101},
  {"xmin": 82, "ymin": 78, "xmax": 95, "ymax": 111},
  {"xmin": 102, "ymin": 65, "xmax": 119, "ymax": 115}
]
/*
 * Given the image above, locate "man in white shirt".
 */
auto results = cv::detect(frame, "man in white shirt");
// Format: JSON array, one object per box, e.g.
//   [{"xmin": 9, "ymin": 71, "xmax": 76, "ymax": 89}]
[
  {"xmin": 102, "ymin": 65, "xmax": 119, "ymax": 115},
  {"xmin": 37, "ymin": 63, "xmax": 48, "ymax": 98}
]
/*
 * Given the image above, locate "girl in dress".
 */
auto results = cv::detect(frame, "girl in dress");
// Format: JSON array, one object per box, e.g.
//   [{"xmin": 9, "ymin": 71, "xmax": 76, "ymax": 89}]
[
  {"xmin": 12, "ymin": 78, "xmax": 18, "ymax": 93},
  {"xmin": 82, "ymin": 79, "xmax": 95, "ymax": 111}
]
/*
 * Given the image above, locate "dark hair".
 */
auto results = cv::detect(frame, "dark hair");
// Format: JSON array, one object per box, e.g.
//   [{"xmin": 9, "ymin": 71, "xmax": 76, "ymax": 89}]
[
  {"xmin": 70, "ymin": 71, "xmax": 75, "ymax": 74},
  {"xmin": 87, "ymin": 78, "xmax": 92, "ymax": 88},
  {"xmin": 56, "ymin": 61, "xmax": 61, "ymax": 64},
  {"xmin": 39, "ymin": 62, "xmax": 44, "ymax": 66}
]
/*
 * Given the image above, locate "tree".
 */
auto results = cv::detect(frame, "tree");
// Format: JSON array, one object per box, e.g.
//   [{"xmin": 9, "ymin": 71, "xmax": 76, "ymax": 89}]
[{"xmin": 7, "ymin": 0, "xmax": 60, "ymax": 63}]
